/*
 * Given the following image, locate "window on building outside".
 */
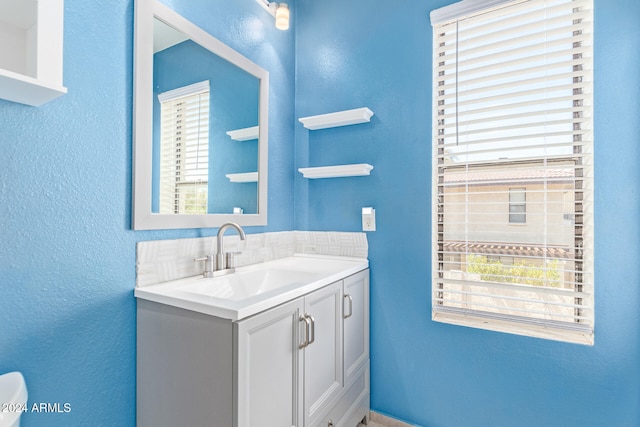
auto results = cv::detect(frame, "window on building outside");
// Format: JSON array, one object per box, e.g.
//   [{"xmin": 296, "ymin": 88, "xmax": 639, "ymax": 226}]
[
  {"xmin": 430, "ymin": 0, "xmax": 594, "ymax": 344},
  {"xmin": 509, "ymin": 188, "xmax": 526, "ymax": 223},
  {"xmin": 158, "ymin": 81, "xmax": 210, "ymax": 215}
]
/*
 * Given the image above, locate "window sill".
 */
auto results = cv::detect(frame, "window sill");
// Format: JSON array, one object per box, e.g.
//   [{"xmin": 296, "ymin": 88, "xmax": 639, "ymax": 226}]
[{"xmin": 433, "ymin": 310, "xmax": 594, "ymax": 346}]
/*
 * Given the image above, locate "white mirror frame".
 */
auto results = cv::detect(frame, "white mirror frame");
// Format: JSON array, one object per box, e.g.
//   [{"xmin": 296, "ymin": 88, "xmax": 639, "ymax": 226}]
[{"xmin": 132, "ymin": 0, "xmax": 269, "ymax": 230}]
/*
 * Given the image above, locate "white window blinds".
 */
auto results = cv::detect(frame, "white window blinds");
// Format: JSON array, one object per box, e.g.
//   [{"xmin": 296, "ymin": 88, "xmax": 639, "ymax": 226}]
[
  {"xmin": 158, "ymin": 81, "xmax": 210, "ymax": 215},
  {"xmin": 431, "ymin": 0, "xmax": 594, "ymax": 344}
]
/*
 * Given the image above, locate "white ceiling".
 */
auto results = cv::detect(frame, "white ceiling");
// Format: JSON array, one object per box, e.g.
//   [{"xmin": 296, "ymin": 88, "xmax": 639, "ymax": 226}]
[{"xmin": 154, "ymin": 18, "xmax": 188, "ymax": 53}]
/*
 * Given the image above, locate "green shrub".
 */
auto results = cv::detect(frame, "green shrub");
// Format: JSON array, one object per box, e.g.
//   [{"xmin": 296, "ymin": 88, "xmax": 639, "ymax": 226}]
[{"xmin": 467, "ymin": 254, "xmax": 562, "ymax": 287}]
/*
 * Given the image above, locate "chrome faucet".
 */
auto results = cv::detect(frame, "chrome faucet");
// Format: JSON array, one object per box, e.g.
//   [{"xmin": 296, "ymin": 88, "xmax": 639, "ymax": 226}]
[
  {"xmin": 194, "ymin": 222, "xmax": 246, "ymax": 278},
  {"xmin": 215, "ymin": 222, "xmax": 246, "ymax": 272}
]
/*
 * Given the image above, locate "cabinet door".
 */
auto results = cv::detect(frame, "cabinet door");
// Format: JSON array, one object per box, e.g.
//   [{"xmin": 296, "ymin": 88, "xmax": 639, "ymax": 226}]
[
  {"xmin": 343, "ymin": 269, "xmax": 370, "ymax": 385},
  {"xmin": 303, "ymin": 280, "xmax": 344, "ymax": 427},
  {"xmin": 235, "ymin": 298, "xmax": 304, "ymax": 427}
]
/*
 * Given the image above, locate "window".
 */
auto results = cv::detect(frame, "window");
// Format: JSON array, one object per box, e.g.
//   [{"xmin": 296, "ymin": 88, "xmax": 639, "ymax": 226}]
[
  {"xmin": 158, "ymin": 81, "xmax": 210, "ymax": 215},
  {"xmin": 431, "ymin": 0, "xmax": 594, "ymax": 344},
  {"xmin": 509, "ymin": 188, "xmax": 526, "ymax": 223}
]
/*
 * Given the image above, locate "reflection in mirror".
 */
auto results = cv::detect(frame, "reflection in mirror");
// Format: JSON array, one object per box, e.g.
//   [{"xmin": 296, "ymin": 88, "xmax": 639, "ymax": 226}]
[
  {"xmin": 132, "ymin": 0, "xmax": 268, "ymax": 230},
  {"xmin": 152, "ymin": 19, "xmax": 259, "ymax": 215}
]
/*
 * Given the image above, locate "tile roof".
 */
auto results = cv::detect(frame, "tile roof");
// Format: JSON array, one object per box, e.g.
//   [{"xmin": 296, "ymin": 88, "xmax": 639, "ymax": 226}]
[{"xmin": 443, "ymin": 241, "xmax": 572, "ymax": 259}]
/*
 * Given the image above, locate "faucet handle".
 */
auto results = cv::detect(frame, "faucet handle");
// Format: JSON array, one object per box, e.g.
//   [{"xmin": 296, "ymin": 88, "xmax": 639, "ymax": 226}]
[
  {"xmin": 225, "ymin": 252, "xmax": 242, "ymax": 269},
  {"xmin": 194, "ymin": 255, "xmax": 215, "ymax": 278}
]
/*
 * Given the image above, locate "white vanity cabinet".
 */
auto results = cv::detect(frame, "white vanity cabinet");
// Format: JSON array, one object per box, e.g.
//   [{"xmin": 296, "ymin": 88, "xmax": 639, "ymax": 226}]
[
  {"xmin": 236, "ymin": 280, "xmax": 344, "ymax": 427},
  {"xmin": 302, "ymin": 280, "xmax": 345, "ymax": 426},
  {"xmin": 313, "ymin": 271, "xmax": 370, "ymax": 427},
  {"xmin": 343, "ymin": 271, "xmax": 370, "ymax": 387},
  {"xmin": 137, "ymin": 268, "xmax": 370, "ymax": 427},
  {"xmin": 235, "ymin": 297, "xmax": 304, "ymax": 427}
]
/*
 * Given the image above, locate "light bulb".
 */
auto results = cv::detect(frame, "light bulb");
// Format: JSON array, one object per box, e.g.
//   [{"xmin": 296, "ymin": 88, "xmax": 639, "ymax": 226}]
[{"xmin": 275, "ymin": 3, "xmax": 289, "ymax": 30}]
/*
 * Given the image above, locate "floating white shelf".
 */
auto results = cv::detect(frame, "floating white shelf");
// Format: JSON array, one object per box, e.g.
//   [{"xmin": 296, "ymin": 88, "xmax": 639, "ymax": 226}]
[
  {"xmin": 226, "ymin": 126, "xmax": 259, "ymax": 141},
  {"xmin": 226, "ymin": 172, "xmax": 258, "ymax": 183},
  {"xmin": 0, "ymin": 69, "xmax": 67, "ymax": 106},
  {"xmin": 298, "ymin": 164, "xmax": 373, "ymax": 179},
  {"xmin": 298, "ymin": 107, "xmax": 374, "ymax": 130},
  {"xmin": 0, "ymin": 0, "xmax": 67, "ymax": 106}
]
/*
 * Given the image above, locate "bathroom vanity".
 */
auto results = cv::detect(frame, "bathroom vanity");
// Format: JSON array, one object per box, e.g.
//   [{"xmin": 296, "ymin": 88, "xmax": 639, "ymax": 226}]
[{"xmin": 136, "ymin": 255, "xmax": 370, "ymax": 427}]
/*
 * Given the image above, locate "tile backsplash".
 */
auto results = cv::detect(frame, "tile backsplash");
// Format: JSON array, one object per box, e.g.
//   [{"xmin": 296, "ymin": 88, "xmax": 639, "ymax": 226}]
[{"xmin": 136, "ymin": 231, "xmax": 368, "ymax": 287}]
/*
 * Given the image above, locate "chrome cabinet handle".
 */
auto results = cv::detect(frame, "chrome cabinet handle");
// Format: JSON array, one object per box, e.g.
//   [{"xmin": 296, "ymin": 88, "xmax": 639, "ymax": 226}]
[
  {"xmin": 307, "ymin": 315, "xmax": 315, "ymax": 346},
  {"xmin": 344, "ymin": 294, "xmax": 353, "ymax": 319},
  {"xmin": 299, "ymin": 316, "xmax": 311, "ymax": 349}
]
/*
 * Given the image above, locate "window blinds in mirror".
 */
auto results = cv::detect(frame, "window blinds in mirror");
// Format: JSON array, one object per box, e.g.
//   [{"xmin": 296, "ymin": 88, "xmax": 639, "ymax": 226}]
[{"xmin": 158, "ymin": 81, "xmax": 210, "ymax": 214}]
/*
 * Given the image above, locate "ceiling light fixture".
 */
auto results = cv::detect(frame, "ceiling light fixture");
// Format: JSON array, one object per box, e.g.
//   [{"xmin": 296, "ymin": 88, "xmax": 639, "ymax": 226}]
[
  {"xmin": 275, "ymin": 4, "xmax": 290, "ymax": 30},
  {"xmin": 255, "ymin": 0, "xmax": 290, "ymax": 30}
]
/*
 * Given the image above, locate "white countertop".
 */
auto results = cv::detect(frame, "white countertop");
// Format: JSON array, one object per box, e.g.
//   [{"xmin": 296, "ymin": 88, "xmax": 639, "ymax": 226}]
[{"xmin": 134, "ymin": 254, "xmax": 369, "ymax": 321}]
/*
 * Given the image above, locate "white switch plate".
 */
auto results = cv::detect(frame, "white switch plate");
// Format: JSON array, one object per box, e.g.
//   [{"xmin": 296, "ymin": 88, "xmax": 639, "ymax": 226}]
[{"xmin": 362, "ymin": 207, "xmax": 376, "ymax": 231}]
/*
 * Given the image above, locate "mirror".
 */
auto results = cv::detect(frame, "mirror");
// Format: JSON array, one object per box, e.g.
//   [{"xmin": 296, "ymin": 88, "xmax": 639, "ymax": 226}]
[{"xmin": 132, "ymin": 0, "xmax": 268, "ymax": 230}]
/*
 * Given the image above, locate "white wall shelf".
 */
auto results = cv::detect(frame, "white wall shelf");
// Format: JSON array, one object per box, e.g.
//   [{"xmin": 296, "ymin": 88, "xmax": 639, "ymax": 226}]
[
  {"xmin": 226, "ymin": 172, "xmax": 258, "ymax": 183},
  {"xmin": 298, "ymin": 164, "xmax": 373, "ymax": 179},
  {"xmin": 0, "ymin": 0, "xmax": 67, "ymax": 106},
  {"xmin": 226, "ymin": 126, "xmax": 259, "ymax": 141},
  {"xmin": 298, "ymin": 107, "xmax": 374, "ymax": 130}
]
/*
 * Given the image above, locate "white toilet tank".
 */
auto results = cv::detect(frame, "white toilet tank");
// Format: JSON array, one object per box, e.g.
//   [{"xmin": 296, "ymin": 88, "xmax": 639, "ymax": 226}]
[{"xmin": 0, "ymin": 372, "xmax": 28, "ymax": 427}]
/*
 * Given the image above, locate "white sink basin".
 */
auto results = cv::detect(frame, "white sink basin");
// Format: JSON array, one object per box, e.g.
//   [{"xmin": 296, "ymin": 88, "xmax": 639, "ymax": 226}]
[
  {"xmin": 0, "ymin": 372, "xmax": 27, "ymax": 427},
  {"xmin": 135, "ymin": 254, "xmax": 369, "ymax": 320},
  {"xmin": 181, "ymin": 268, "xmax": 324, "ymax": 301}
]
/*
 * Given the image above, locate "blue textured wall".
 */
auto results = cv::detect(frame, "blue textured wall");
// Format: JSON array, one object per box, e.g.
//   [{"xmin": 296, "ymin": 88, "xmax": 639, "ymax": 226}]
[
  {"xmin": 1, "ymin": 0, "xmax": 639, "ymax": 426},
  {"xmin": 294, "ymin": 0, "xmax": 640, "ymax": 426},
  {"xmin": 0, "ymin": 0, "xmax": 293, "ymax": 425}
]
